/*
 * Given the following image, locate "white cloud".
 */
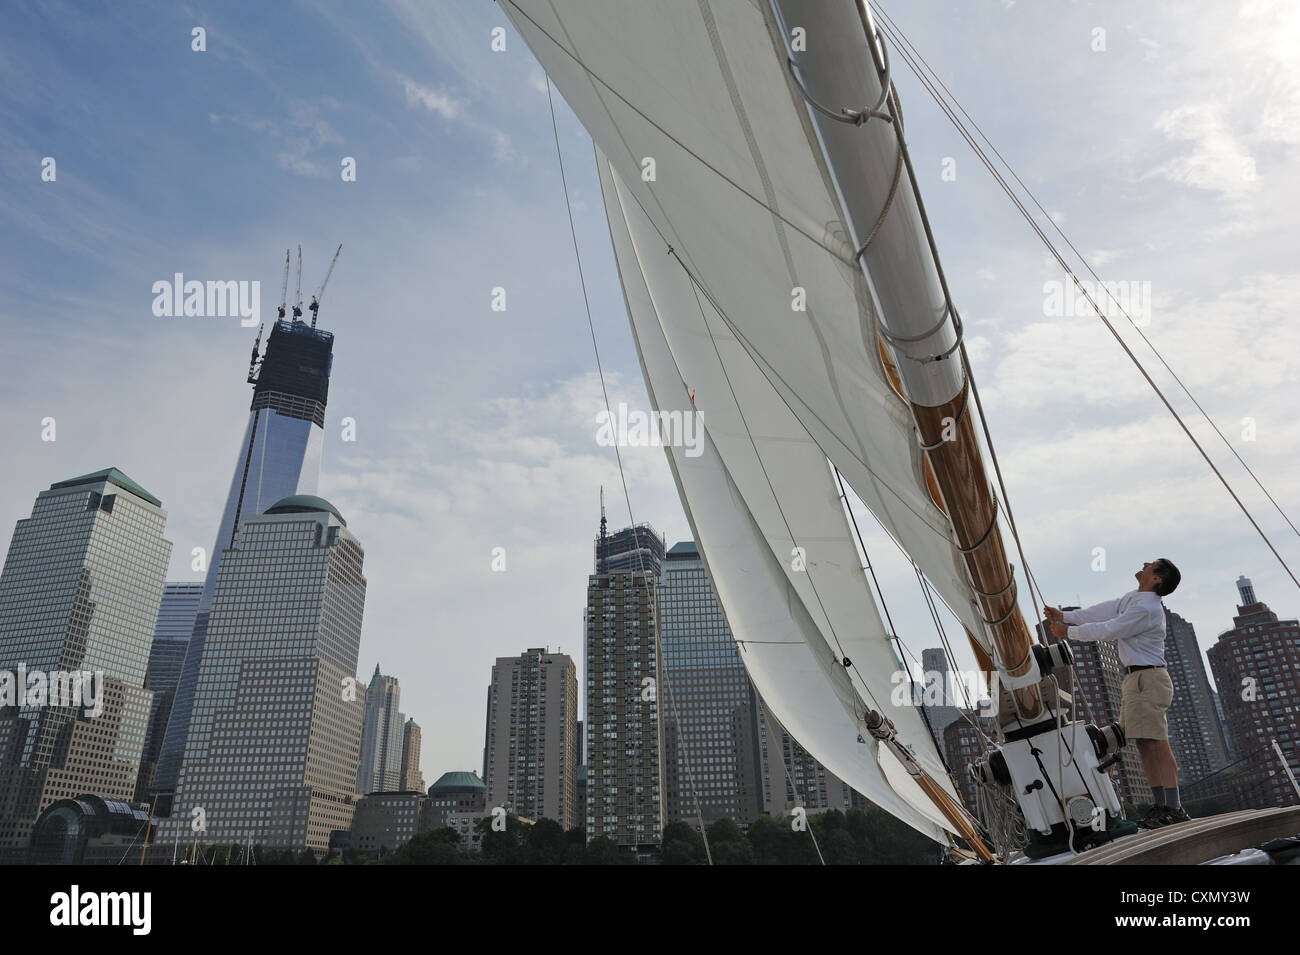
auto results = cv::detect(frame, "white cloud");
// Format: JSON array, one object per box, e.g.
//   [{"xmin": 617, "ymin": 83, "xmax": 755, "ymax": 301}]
[{"xmin": 400, "ymin": 76, "xmax": 459, "ymax": 118}]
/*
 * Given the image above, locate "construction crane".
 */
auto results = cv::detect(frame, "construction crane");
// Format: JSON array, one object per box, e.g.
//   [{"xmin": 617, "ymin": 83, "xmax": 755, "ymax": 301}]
[
  {"xmin": 246, "ymin": 323, "xmax": 264, "ymax": 384},
  {"xmin": 291, "ymin": 245, "xmax": 303, "ymax": 321},
  {"xmin": 308, "ymin": 243, "xmax": 342, "ymax": 328},
  {"xmin": 276, "ymin": 248, "xmax": 290, "ymax": 319}
]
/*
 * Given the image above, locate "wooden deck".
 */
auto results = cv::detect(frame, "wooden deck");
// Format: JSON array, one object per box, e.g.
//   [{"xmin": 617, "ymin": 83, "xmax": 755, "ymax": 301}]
[{"xmin": 1064, "ymin": 805, "xmax": 1300, "ymax": 865}]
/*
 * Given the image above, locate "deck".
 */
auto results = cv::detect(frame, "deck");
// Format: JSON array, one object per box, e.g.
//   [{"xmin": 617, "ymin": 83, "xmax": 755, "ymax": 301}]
[{"xmin": 1062, "ymin": 805, "xmax": 1300, "ymax": 865}]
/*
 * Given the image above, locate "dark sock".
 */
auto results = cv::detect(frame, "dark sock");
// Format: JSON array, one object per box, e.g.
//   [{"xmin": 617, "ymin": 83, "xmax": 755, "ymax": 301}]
[
  {"xmin": 1166, "ymin": 786, "xmax": 1180, "ymax": 810},
  {"xmin": 1151, "ymin": 785, "xmax": 1165, "ymax": 807}
]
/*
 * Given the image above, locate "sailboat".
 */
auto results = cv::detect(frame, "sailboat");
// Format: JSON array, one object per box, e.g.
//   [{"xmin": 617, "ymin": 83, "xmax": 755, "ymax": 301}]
[{"xmin": 501, "ymin": 0, "xmax": 1300, "ymax": 863}]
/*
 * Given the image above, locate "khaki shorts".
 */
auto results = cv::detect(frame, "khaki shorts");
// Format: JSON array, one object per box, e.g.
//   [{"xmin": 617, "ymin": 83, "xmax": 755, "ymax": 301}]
[{"xmin": 1120, "ymin": 667, "xmax": 1174, "ymax": 740}]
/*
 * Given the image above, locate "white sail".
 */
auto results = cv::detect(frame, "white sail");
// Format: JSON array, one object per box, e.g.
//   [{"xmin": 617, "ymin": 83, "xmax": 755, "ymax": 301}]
[
  {"xmin": 501, "ymin": 0, "xmax": 989, "ymax": 653},
  {"xmin": 598, "ymin": 152, "xmax": 956, "ymax": 840}
]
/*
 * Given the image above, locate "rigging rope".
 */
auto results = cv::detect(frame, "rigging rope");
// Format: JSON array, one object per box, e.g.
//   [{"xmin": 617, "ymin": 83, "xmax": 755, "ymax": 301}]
[{"xmin": 545, "ymin": 76, "xmax": 713, "ymax": 863}]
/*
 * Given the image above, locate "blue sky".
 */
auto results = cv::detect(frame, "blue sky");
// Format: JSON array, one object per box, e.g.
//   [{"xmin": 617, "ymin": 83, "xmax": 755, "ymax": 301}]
[{"xmin": 2, "ymin": 0, "xmax": 1298, "ymax": 785}]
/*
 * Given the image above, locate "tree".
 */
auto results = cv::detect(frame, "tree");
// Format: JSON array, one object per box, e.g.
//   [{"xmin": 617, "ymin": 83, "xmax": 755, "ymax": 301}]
[
  {"xmin": 477, "ymin": 814, "xmax": 525, "ymax": 864},
  {"xmin": 523, "ymin": 818, "xmax": 567, "ymax": 864},
  {"xmin": 386, "ymin": 828, "xmax": 465, "ymax": 865},
  {"xmin": 561, "ymin": 827, "xmax": 587, "ymax": 865},
  {"xmin": 582, "ymin": 835, "xmax": 624, "ymax": 865},
  {"xmin": 706, "ymin": 817, "xmax": 753, "ymax": 865},
  {"xmin": 297, "ymin": 847, "xmax": 317, "ymax": 865},
  {"xmin": 660, "ymin": 821, "xmax": 707, "ymax": 865}
]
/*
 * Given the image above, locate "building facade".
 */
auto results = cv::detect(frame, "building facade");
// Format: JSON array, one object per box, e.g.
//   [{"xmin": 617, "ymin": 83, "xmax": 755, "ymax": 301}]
[
  {"xmin": 400, "ymin": 718, "xmax": 424, "ymax": 794},
  {"xmin": 585, "ymin": 568, "xmax": 664, "ymax": 850},
  {"xmin": 1163, "ymin": 607, "xmax": 1231, "ymax": 791},
  {"xmin": 135, "ymin": 581, "xmax": 202, "ymax": 801},
  {"xmin": 423, "ymin": 771, "xmax": 487, "ymax": 831},
  {"xmin": 351, "ymin": 791, "xmax": 425, "ymax": 857},
  {"xmin": 1207, "ymin": 577, "xmax": 1300, "ymax": 810},
  {"xmin": 658, "ymin": 541, "xmax": 762, "ymax": 829},
  {"xmin": 156, "ymin": 496, "xmax": 367, "ymax": 852},
  {"xmin": 0, "ymin": 468, "xmax": 171, "ymax": 859},
  {"xmin": 357, "ymin": 666, "xmax": 404, "ymax": 795},
  {"xmin": 483, "ymin": 649, "xmax": 579, "ymax": 829},
  {"xmin": 154, "ymin": 317, "xmax": 335, "ymax": 809},
  {"xmin": 595, "ymin": 521, "xmax": 664, "ymax": 577}
]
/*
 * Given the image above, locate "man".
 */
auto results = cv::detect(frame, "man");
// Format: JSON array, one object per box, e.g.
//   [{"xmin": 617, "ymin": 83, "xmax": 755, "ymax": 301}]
[{"xmin": 1045, "ymin": 558, "xmax": 1186, "ymax": 829}]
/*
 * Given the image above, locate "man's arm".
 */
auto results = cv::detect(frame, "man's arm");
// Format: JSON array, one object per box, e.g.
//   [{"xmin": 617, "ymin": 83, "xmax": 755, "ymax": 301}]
[
  {"xmin": 1069, "ymin": 606, "xmax": 1148, "ymax": 644},
  {"xmin": 1062, "ymin": 598, "xmax": 1122, "ymax": 626}
]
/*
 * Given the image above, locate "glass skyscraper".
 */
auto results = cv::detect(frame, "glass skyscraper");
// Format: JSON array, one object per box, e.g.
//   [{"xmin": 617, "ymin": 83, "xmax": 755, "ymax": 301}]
[
  {"xmin": 658, "ymin": 541, "xmax": 762, "ymax": 828},
  {"xmin": 0, "ymin": 468, "xmax": 171, "ymax": 856},
  {"xmin": 135, "ymin": 581, "xmax": 202, "ymax": 801},
  {"xmin": 156, "ymin": 495, "xmax": 367, "ymax": 851},
  {"xmin": 154, "ymin": 317, "xmax": 334, "ymax": 809}
]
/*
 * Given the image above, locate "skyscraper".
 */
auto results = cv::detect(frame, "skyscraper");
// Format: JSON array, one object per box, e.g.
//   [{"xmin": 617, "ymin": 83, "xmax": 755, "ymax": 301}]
[
  {"xmin": 585, "ymin": 566, "xmax": 664, "ymax": 850},
  {"xmin": 157, "ymin": 495, "xmax": 367, "ymax": 852},
  {"xmin": 483, "ymin": 649, "xmax": 578, "ymax": 828},
  {"xmin": 400, "ymin": 718, "xmax": 425, "ymax": 793},
  {"xmin": 1207, "ymin": 576, "xmax": 1300, "ymax": 810},
  {"xmin": 0, "ymin": 468, "xmax": 171, "ymax": 858},
  {"xmin": 595, "ymin": 522, "xmax": 664, "ymax": 577},
  {"xmin": 658, "ymin": 541, "xmax": 762, "ymax": 828},
  {"xmin": 135, "ymin": 581, "xmax": 202, "ymax": 801},
  {"xmin": 154, "ymin": 316, "xmax": 335, "ymax": 809},
  {"xmin": 357, "ymin": 666, "xmax": 404, "ymax": 795},
  {"xmin": 1163, "ymin": 606, "xmax": 1230, "ymax": 790}
]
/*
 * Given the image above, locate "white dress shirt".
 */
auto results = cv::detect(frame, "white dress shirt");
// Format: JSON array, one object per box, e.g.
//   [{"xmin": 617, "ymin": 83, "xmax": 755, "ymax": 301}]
[{"xmin": 1063, "ymin": 590, "xmax": 1167, "ymax": 669}]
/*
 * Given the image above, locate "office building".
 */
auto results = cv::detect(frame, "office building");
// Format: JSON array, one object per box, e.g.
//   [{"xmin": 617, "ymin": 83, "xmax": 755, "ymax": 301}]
[
  {"xmin": 357, "ymin": 666, "xmax": 404, "ymax": 795},
  {"xmin": 135, "ymin": 582, "xmax": 202, "ymax": 801},
  {"xmin": 399, "ymin": 717, "xmax": 424, "ymax": 794},
  {"xmin": 658, "ymin": 541, "xmax": 762, "ymax": 828},
  {"xmin": 351, "ymin": 791, "xmax": 425, "ymax": 857},
  {"xmin": 155, "ymin": 316, "xmax": 336, "ymax": 808},
  {"xmin": 1163, "ymin": 607, "xmax": 1231, "ymax": 790},
  {"xmin": 0, "ymin": 468, "xmax": 171, "ymax": 858},
  {"xmin": 157, "ymin": 496, "xmax": 367, "ymax": 852}
]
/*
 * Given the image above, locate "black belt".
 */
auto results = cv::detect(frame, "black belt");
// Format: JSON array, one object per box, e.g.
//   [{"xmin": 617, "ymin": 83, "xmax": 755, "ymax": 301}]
[{"xmin": 1125, "ymin": 664, "xmax": 1164, "ymax": 674}]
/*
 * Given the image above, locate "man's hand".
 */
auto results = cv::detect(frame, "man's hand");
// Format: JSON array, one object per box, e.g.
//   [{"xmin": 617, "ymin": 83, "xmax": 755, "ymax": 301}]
[
  {"xmin": 1043, "ymin": 606, "xmax": 1063, "ymax": 622},
  {"xmin": 1049, "ymin": 621, "xmax": 1070, "ymax": 639}
]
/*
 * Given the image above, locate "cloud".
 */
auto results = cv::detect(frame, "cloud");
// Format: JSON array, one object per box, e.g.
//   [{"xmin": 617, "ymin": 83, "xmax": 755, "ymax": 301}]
[{"xmin": 400, "ymin": 75, "xmax": 459, "ymax": 118}]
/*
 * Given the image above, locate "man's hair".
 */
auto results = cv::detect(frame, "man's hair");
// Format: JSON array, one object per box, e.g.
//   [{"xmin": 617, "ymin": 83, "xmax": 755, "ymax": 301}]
[{"xmin": 1154, "ymin": 558, "xmax": 1180, "ymax": 597}]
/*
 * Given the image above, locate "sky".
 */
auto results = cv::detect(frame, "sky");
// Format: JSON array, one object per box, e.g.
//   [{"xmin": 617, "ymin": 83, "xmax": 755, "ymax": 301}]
[{"xmin": 1, "ymin": 0, "xmax": 1298, "ymax": 788}]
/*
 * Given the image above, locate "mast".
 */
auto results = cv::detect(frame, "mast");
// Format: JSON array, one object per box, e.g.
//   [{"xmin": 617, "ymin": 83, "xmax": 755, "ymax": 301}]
[{"xmin": 768, "ymin": 0, "xmax": 1044, "ymax": 723}]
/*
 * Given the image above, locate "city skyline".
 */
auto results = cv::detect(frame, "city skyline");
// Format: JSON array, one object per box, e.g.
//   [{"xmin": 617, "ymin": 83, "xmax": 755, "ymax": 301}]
[{"xmin": 3, "ymin": 0, "xmax": 1300, "ymax": 794}]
